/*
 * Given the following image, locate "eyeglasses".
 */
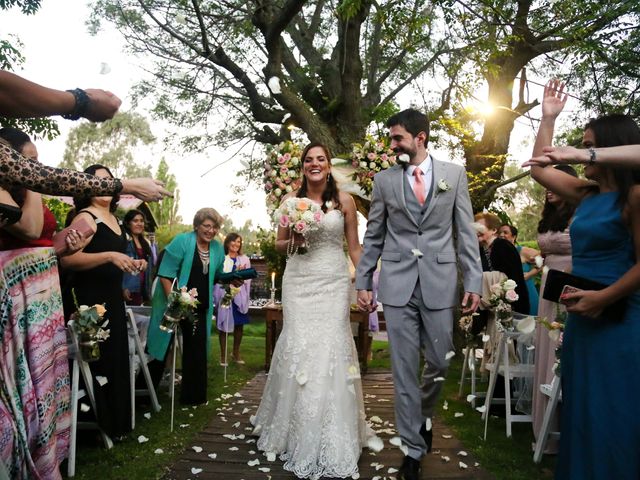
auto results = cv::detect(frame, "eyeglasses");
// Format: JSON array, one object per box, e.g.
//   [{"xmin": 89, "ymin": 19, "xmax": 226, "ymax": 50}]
[{"xmin": 200, "ymin": 224, "xmax": 219, "ymax": 231}]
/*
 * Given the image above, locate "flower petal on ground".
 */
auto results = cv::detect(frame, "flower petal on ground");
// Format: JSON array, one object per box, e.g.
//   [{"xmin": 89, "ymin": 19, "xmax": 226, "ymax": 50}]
[
  {"xmin": 137, "ymin": 435, "xmax": 149, "ymax": 443},
  {"xmin": 266, "ymin": 452, "xmax": 276, "ymax": 462},
  {"xmin": 248, "ymin": 459, "xmax": 260, "ymax": 467},
  {"xmin": 367, "ymin": 436, "xmax": 384, "ymax": 452},
  {"xmin": 192, "ymin": 446, "xmax": 203, "ymax": 453},
  {"xmin": 454, "ymin": 412, "xmax": 464, "ymax": 418},
  {"xmin": 191, "ymin": 467, "xmax": 202, "ymax": 475},
  {"xmin": 459, "ymin": 461, "xmax": 468, "ymax": 469},
  {"xmin": 154, "ymin": 448, "xmax": 163, "ymax": 454},
  {"xmin": 207, "ymin": 453, "xmax": 217, "ymax": 459}
]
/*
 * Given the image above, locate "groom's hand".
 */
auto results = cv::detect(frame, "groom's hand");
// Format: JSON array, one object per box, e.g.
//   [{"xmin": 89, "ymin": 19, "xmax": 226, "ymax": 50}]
[
  {"xmin": 461, "ymin": 292, "xmax": 481, "ymax": 315},
  {"xmin": 357, "ymin": 290, "xmax": 376, "ymax": 313}
]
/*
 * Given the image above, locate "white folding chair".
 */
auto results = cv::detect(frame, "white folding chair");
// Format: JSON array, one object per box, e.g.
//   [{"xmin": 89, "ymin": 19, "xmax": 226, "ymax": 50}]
[
  {"xmin": 126, "ymin": 307, "xmax": 161, "ymax": 430},
  {"xmin": 458, "ymin": 345, "xmax": 486, "ymax": 408},
  {"xmin": 67, "ymin": 321, "xmax": 113, "ymax": 478},
  {"xmin": 482, "ymin": 329, "xmax": 535, "ymax": 439},
  {"xmin": 533, "ymin": 375, "xmax": 562, "ymax": 463}
]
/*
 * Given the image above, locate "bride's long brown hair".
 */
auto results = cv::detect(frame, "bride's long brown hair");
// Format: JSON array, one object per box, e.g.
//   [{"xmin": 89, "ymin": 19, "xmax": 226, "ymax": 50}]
[{"xmin": 297, "ymin": 142, "xmax": 341, "ymax": 213}]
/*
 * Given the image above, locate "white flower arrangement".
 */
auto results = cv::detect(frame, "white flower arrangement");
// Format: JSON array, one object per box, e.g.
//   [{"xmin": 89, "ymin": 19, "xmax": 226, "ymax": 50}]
[{"xmin": 489, "ymin": 277, "xmax": 520, "ymax": 325}]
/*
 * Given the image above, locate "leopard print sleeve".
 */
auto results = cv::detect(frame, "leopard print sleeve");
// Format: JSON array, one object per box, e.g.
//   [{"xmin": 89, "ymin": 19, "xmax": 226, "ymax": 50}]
[{"xmin": 0, "ymin": 142, "xmax": 123, "ymax": 196}]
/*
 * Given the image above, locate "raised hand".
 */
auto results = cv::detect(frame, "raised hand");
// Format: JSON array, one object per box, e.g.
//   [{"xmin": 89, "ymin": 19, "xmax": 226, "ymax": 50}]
[
  {"xmin": 522, "ymin": 146, "xmax": 589, "ymax": 168},
  {"xmin": 541, "ymin": 79, "xmax": 568, "ymax": 120},
  {"xmin": 121, "ymin": 178, "xmax": 173, "ymax": 202},
  {"xmin": 84, "ymin": 89, "xmax": 122, "ymax": 121}
]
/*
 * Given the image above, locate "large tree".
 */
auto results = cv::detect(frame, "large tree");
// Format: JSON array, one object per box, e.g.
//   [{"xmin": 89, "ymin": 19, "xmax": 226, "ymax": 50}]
[
  {"xmin": 90, "ymin": 0, "xmax": 639, "ymax": 209},
  {"xmin": 59, "ymin": 111, "xmax": 155, "ymax": 178},
  {"xmin": 147, "ymin": 157, "xmax": 181, "ymax": 225}
]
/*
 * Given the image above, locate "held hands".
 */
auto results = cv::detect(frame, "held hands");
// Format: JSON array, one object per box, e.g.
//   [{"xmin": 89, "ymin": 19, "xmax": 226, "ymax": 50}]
[
  {"xmin": 561, "ymin": 289, "xmax": 606, "ymax": 318},
  {"xmin": 461, "ymin": 292, "xmax": 481, "ymax": 315},
  {"xmin": 357, "ymin": 290, "xmax": 377, "ymax": 313}
]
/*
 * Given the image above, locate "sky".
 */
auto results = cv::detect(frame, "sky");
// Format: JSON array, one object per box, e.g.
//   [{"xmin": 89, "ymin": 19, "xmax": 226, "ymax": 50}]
[
  {"xmin": 3, "ymin": 0, "xmax": 573, "ymax": 231},
  {"xmin": 4, "ymin": 0, "xmax": 273, "ymax": 229}
]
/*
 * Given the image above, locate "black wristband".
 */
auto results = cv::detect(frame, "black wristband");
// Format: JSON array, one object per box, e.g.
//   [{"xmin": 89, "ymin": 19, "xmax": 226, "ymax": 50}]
[
  {"xmin": 113, "ymin": 178, "xmax": 124, "ymax": 194},
  {"xmin": 588, "ymin": 147, "xmax": 596, "ymax": 165},
  {"xmin": 62, "ymin": 88, "xmax": 90, "ymax": 120}
]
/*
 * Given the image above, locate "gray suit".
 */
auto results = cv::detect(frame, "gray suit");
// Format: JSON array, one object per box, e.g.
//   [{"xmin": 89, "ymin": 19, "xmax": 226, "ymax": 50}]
[{"xmin": 356, "ymin": 158, "xmax": 482, "ymax": 459}]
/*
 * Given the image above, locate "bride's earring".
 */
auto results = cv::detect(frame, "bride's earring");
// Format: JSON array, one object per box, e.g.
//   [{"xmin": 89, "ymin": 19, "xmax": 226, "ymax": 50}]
[{"xmin": 327, "ymin": 172, "xmax": 332, "ymax": 182}]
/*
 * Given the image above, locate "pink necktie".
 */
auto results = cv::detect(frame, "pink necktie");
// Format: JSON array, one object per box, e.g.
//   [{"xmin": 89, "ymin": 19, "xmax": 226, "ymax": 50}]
[{"xmin": 413, "ymin": 168, "xmax": 426, "ymax": 205}]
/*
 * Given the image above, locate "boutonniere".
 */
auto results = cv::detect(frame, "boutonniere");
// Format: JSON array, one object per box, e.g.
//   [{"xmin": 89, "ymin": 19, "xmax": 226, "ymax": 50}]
[{"xmin": 437, "ymin": 179, "xmax": 451, "ymax": 192}]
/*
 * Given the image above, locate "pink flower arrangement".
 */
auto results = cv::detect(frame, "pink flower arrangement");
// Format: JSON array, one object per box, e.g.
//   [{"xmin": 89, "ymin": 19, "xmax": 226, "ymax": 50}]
[
  {"xmin": 489, "ymin": 278, "xmax": 520, "ymax": 324},
  {"xmin": 350, "ymin": 136, "xmax": 397, "ymax": 196},
  {"xmin": 263, "ymin": 141, "xmax": 304, "ymax": 215}
]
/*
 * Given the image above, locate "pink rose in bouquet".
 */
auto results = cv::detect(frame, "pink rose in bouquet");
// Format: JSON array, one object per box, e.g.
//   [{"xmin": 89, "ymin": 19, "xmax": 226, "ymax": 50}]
[{"xmin": 273, "ymin": 196, "xmax": 325, "ymax": 256}]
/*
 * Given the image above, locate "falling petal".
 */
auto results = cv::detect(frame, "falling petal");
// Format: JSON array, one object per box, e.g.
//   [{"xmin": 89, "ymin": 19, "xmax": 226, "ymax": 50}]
[
  {"xmin": 144, "ymin": 412, "xmax": 151, "ymax": 419},
  {"xmin": 248, "ymin": 459, "xmax": 260, "ymax": 467},
  {"xmin": 454, "ymin": 412, "xmax": 464, "ymax": 418},
  {"xmin": 398, "ymin": 154, "xmax": 410, "ymax": 164},
  {"xmin": 526, "ymin": 345, "xmax": 536, "ymax": 351},
  {"xmin": 411, "ymin": 249, "xmax": 424, "ymax": 257},
  {"xmin": 192, "ymin": 446, "xmax": 203, "ymax": 453},
  {"xmin": 445, "ymin": 350, "xmax": 455, "ymax": 360},
  {"xmin": 137, "ymin": 435, "xmax": 149, "ymax": 443},
  {"xmin": 466, "ymin": 394, "xmax": 476, "ymax": 403},
  {"xmin": 516, "ymin": 315, "xmax": 536, "ymax": 334},
  {"xmin": 476, "ymin": 405, "xmax": 487, "ymax": 413},
  {"xmin": 400, "ymin": 444, "xmax": 409, "ymax": 455},
  {"xmin": 389, "ymin": 437, "xmax": 402, "ymax": 447},
  {"xmin": 296, "ymin": 372, "xmax": 308, "ymax": 386},
  {"xmin": 459, "ymin": 461, "xmax": 468, "ymax": 469},
  {"xmin": 425, "ymin": 418, "xmax": 432, "ymax": 431},
  {"xmin": 80, "ymin": 403, "xmax": 90, "ymax": 413},
  {"xmin": 267, "ymin": 76, "xmax": 282, "ymax": 94},
  {"xmin": 95, "ymin": 376, "xmax": 108, "ymax": 386},
  {"xmin": 99, "ymin": 62, "xmax": 111, "ymax": 75},
  {"xmin": 482, "ymin": 334, "xmax": 491, "ymax": 342},
  {"xmin": 191, "ymin": 467, "xmax": 203, "ymax": 475},
  {"xmin": 154, "ymin": 448, "xmax": 163, "ymax": 454},
  {"xmin": 367, "ymin": 436, "xmax": 384, "ymax": 452},
  {"xmin": 434, "ymin": 377, "xmax": 445, "ymax": 382}
]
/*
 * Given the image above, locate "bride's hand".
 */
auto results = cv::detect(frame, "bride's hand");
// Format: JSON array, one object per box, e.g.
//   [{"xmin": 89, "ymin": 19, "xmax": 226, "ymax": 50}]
[{"xmin": 290, "ymin": 232, "xmax": 306, "ymax": 247}]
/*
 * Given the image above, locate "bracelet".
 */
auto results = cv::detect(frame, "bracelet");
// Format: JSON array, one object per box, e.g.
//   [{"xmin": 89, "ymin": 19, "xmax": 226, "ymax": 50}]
[
  {"xmin": 62, "ymin": 88, "xmax": 90, "ymax": 120},
  {"xmin": 588, "ymin": 147, "xmax": 597, "ymax": 165}
]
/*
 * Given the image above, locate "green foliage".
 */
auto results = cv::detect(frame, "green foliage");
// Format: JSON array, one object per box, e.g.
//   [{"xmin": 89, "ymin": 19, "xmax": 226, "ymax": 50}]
[
  {"xmin": 219, "ymin": 217, "xmax": 261, "ymax": 256},
  {"xmin": 147, "ymin": 158, "xmax": 181, "ymax": 226},
  {"xmin": 43, "ymin": 197, "xmax": 73, "ymax": 230},
  {"xmin": 154, "ymin": 224, "xmax": 192, "ymax": 251},
  {"xmin": 0, "ymin": 0, "xmax": 41, "ymax": 14},
  {"xmin": 59, "ymin": 111, "xmax": 155, "ymax": 178}
]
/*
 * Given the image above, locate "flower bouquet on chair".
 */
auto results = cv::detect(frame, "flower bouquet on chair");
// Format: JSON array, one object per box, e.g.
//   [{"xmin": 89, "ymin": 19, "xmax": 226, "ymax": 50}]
[
  {"xmin": 160, "ymin": 283, "xmax": 199, "ymax": 333},
  {"xmin": 488, "ymin": 278, "xmax": 519, "ymax": 331},
  {"xmin": 273, "ymin": 197, "xmax": 324, "ymax": 256},
  {"xmin": 69, "ymin": 292, "xmax": 110, "ymax": 362}
]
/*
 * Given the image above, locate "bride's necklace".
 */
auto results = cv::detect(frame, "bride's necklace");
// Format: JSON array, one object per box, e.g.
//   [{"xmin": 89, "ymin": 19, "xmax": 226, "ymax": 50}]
[{"xmin": 197, "ymin": 246, "xmax": 210, "ymax": 274}]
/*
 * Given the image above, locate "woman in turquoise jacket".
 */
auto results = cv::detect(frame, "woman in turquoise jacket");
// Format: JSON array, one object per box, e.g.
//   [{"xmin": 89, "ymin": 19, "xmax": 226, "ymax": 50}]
[{"xmin": 146, "ymin": 207, "xmax": 225, "ymax": 405}]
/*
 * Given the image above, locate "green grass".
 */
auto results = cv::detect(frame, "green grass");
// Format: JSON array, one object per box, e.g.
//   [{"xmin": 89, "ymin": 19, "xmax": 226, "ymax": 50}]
[{"xmin": 73, "ymin": 324, "xmax": 556, "ymax": 480}]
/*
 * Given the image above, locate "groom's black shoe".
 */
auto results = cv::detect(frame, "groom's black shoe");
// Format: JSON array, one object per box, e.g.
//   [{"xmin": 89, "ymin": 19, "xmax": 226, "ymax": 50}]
[
  {"xmin": 398, "ymin": 455, "xmax": 421, "ymax": 480},
  {"xmin": 419, "ymin": 423, "xmax": 433, "ymax": 453}
]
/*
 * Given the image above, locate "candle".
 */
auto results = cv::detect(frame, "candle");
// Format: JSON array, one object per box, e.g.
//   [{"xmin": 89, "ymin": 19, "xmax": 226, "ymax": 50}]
[{"xmin": 271, "ymin": 272, "xmax": 276, "ymax": 290}]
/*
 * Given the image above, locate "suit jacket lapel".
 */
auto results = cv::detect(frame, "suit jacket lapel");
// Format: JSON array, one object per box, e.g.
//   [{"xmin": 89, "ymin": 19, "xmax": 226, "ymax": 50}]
[
  {"xmin": 421, "ymin": 158, "xmax": 444, "ymax": 225},
  {"xmin": 392, "ymin": 165, "xmax": 419, "ymax": 228}
]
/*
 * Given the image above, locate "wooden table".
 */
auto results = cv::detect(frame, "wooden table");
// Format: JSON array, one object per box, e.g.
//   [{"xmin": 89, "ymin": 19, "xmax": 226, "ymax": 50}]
[{"xmin": 263, "ymin": 305, "xmax": 370, "ymax": 373}]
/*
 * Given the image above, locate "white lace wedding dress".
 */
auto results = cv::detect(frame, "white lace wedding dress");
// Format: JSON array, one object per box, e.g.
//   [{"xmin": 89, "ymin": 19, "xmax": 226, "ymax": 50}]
[{"xmin": 252, "ymin": 209, "xmax": 374, "ymax": 479}]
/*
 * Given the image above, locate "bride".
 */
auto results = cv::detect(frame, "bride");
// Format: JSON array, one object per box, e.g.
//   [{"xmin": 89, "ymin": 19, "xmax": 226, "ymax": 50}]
[{"xmin": 252, "ymin": 142, "xmax": 379, "ymax": 479}]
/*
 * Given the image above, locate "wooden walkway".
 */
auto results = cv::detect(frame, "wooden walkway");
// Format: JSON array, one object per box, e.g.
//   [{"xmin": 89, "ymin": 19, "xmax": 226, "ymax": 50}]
[{"xmin": 163, "ymin": 370, "xmax": 493, "ymax": 479}]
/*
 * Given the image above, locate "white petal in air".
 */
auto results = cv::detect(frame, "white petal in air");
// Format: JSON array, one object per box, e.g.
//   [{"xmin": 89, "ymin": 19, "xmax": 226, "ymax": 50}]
[
  {"xmin": 99, "ymin": 62, "xmax": 111, "ymax": 75},
  {"xmin": 482, "ymin": 334, "xmax": 491, "ymax": 343},
  {"xmin": 268, "ymin": 76, "xmax": 282, "ymax": 94},
  {"xmin": 433, "ymin": 376, "xmax": 445, "ymax": 383},
  {"xmin": 144, "ymin": 412, "xmax": 151, "ymax": 419},
  {"xmin": 466, "ymin": 394, "xmax": 476, "ymax": 403},
  {"xmin": 412, "ymin": 249, "xmax": 424, "ymax": 257},
  {"xmin": 476, "ymin": 405, "xmax": 487, "ymax": 413},
  {"xmin": 425, "ymin": 418, "xmax": 432, "ymax": 431},
  {"xmin": 80, "ymin": 403, "xmax": 90, "ymax": 413},
  {"xmin": 445, "ymin": 350, "xmax": 455, "ymax": 360}
]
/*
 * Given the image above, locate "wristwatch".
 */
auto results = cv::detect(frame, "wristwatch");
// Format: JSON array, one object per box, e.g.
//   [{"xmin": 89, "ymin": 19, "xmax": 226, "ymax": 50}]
[
  {"xmin": 62, "ymin": 88, "xmax": 90, "ymax": 120},
  {"xmin": 588, "ymin": 147, "xmax": 596, "ymax": 165}
]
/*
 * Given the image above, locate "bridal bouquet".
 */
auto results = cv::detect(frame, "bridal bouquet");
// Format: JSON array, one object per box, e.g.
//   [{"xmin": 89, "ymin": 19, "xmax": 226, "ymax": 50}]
[
  {"xmin": 350, "ymin": 136, "xmax": 397, "ymax": 196},
  {"xmin": 160, "ymin": 285, "xmax": 199, "ymax": 333},
  {"xmin": 69, "ymin": 292, "xmax": 110, "ymax": 362},
  {"xmin": 273, "ymin": 197, "xmax": 324, "ymax": 256},
  {"xmin": 488, "ymin": 278, "xmax": 519, "ymax": 327},
  {"xmin": 263, "ymin": 141, "xmax": 304, "ymax": 215}
]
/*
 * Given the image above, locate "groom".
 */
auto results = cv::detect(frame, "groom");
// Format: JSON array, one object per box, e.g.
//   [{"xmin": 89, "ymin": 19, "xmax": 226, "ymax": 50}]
[{"xmin": 356, "ymin": 108, "xmax": 482, "ymax": 480}]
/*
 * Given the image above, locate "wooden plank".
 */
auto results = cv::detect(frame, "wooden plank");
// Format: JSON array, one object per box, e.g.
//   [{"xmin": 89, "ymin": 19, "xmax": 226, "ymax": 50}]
[{"xmin": 163, "ymin": 370, "xmax": 494, "ymax": 480}]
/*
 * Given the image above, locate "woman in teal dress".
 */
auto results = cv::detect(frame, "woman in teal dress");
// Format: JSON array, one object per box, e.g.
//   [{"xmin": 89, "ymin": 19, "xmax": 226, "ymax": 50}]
[{"xmin": 528, "ymin": 79, "xmax": 640, "ymax": 479}]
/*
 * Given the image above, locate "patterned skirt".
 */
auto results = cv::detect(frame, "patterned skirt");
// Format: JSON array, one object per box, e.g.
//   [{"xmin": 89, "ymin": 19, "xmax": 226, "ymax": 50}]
[{"xmin": 0, "ymin": 248, "xmax": 70, "ymax": 479}]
